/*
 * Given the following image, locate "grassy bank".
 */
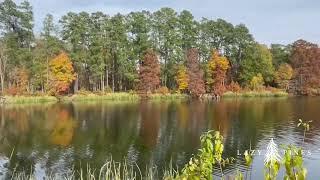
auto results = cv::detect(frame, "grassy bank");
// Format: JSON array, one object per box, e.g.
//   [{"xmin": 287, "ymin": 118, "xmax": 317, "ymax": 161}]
[
  {"xmin": 61, "ymin": 92, "xmax": 141, "ymax": 102},
  {"xmin": 61, "ymin": 93, "xmax": 189, "ymax": 102},
  {"xmin": 222, "ymin": 90, "xmax": 289, "ymax": 98},
  {"xmin": 149, "ymin": 93, "xmax": 189, "ymax": 100},
  {"xmin": 3, "ymin": 95, "xmax": 58, "ymax": 104},
  {"xmin": 1, "ymin": 91, "xmax": 289, "ymax": 104}
]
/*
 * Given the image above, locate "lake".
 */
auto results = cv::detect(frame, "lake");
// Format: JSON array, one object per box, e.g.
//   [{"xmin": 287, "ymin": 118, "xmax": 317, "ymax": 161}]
[{"xmin": 0, "ymin": 97, "xmax": 320, "ymax": 179}]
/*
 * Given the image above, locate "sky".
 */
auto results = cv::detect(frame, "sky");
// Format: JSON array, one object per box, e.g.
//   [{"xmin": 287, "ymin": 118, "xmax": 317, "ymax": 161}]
[{"xmin": 15, "ymin": 0, "xmax": 320, "ymax": 45}]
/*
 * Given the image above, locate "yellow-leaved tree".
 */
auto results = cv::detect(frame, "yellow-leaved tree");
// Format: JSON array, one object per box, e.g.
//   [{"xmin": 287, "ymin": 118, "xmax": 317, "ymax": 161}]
[
  {"xmin": 175, "ymin": 65, "xmax": 189, "ymax": 93},
  {"xmin": 250, "ymin": 73, "xmax": 264, "ymax": 90},
  {"xmin": 274, "ymin": 63, "xmax": 293, "ymax": 90},
  {"xmin": 49, "ymin": 52, "xmax": 76, "ymax": 94},
  {"xmin": 207, "ymin": 50, "xmax": 230, "ymax": 95}
]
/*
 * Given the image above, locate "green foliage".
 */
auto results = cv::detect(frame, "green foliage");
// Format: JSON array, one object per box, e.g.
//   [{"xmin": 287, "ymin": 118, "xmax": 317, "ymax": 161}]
[
  {"xmin": 264, "ymin": 157, "xmax": 281, "ymax": 180},
  {"xmin": 244, "ymin": 150, "xmax": 253, "ymax": 167},
  {"xmin": 270, "ymin": 44, "xmax": 291, "ymax": 67},
  {"xmin": 152, "ymin": 8, "xmax": 182, "ymax": 88},
  {"xmin": 177, "ymin": 131, "xmax": 234, "ymax": 179},
  {"xmin": 283, "ymin": 145, "xmax": 307, "ymax": 180},
  {"xmin": 297, "ymin": 119, "xmax": 312, "ymax": 132},
  {"xmin": 240, "ymin": 44, "xmax": 275, "ymax": 86}
]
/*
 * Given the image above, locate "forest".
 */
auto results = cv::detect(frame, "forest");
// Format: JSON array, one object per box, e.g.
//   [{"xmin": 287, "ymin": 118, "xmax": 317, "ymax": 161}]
[{"xmin": 0, "ymin": 0, "xmax": 320, "ymax": 97}]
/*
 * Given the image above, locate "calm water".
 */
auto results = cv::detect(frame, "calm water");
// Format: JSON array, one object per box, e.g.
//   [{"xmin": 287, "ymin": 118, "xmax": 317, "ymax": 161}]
[{"xmin": 0, "ymin": 97, "xmax": 320, "ymax": 179}]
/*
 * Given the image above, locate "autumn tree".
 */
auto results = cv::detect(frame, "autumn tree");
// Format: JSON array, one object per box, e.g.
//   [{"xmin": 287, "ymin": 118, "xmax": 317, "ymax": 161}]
[
  {"xmin": 207, "ymin": 50, "xmax": 230, "ymax": 95},
  {"xmin": 250, "ymin": 73, "xmax": 264, "ymax": 90},
  {"xmin": 175, "ymin": 65, "xmax": 189, "ymax": 93},
  {"xmin": 274, "ymin": 63, "xmax": 293, "ymax": 90},
  {"xmin": 138, "ymin": 49, "xmax": 161, "ymax": 93},
  {"xmin": 290, "ymin": 40, "xmax": 320, "ymax": 95},
  {"xmin": 49, "ymin": 52, "xmax": 76, "ymax": 94},
  {"xmin": 12, "ymin": 67, "xmax": 29, "ymax": 93},
  {"xmin": 186, "ymin": 48, "xmax": 205, "ymax": 97}
]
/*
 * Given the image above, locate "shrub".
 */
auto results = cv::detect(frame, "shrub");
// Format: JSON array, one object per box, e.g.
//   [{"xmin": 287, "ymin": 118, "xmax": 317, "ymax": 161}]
[
  {"xmin": 76, "ymin": 88, "xmax": 91, "ymax": 95},
  {"xmin": 5, "ymin": 87, "xmax": 19, "ymax": 96},
  {"xmin": 227, "ymin": 81, "xmax": 241, "ymax": 92},
  {"xmin": 155, "ymin": 86, "xmax": 170, "ymax": 95},
  {"xmin": 105, "ymin": 87, "xmax": 113, "ymax": 93}
]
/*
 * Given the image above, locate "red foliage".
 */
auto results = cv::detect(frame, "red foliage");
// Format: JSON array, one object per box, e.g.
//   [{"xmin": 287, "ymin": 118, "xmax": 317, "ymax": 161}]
[
  {"xmin": 290, "ymin": 40, "xmax": 320, "ymax": 95},
  {"xmin": 138, "ymin": 49, "xmax": 161, "ymax": 93},
  {"xmin": 186, "ymin": 48, "xmax": 205, "ymax": 97}
]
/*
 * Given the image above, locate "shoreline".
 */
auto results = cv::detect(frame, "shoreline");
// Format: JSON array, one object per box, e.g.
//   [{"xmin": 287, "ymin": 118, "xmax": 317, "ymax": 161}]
[{"xmin": 0, "ymin": 91, "xmax": 290, "ymax": 104}]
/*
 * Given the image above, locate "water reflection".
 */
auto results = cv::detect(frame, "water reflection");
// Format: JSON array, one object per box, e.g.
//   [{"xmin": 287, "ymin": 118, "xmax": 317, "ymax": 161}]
[{"xmin": 0, "ymin": 98, "xmax": 319, "ymax": 178}]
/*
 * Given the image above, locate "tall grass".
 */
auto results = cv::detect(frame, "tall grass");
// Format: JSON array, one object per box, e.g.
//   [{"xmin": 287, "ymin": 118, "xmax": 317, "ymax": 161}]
[
  {"xmin": 149, "ymin": 93, "xmax": 189, "ymax": 100},
  {"xmin": 222, "ymin": 91, "xmax": 288, "ymax": 98},
  {"xmin": 9, "ymin": 159, "xmax": 168, "ymax": 180},
  {"xmin": 61, "ymin": 93, "xmax": 141, "ymax": 102},
  {"xmin": 3, "ymin": 95, "xmax": 58, "ymax": 104},
  {"xmin": 62, "ymin": 93, "xmax": 189, "ymax": 102}
]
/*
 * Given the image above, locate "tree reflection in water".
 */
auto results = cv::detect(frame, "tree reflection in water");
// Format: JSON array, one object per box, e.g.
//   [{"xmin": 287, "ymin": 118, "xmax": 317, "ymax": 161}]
[{"xmin": 0, "ymin": 98, "xmax": 319, "ymax": 178}]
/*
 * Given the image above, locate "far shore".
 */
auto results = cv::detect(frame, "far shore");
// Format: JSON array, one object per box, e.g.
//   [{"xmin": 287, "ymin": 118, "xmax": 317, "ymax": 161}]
[{"xmin": 0, "ymin": 90, "xmax": 290, "ymax": 104}]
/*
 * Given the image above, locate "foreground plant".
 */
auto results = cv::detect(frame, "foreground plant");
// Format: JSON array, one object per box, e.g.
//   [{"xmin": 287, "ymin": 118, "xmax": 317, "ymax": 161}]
[
  {"xmin": 297, "ymin": 119, "xmax": 312, "ymax": 144},
  {"xmin": 177, "ymin": 131, "xmax": 233, "ymax": 179},
  {"xmin": 264, "ymin": 138, "xmax": 281, "ymax": 180},
  {"xmin": 283, "ymin": 145, "xmax": 307, "ymax": 180}
]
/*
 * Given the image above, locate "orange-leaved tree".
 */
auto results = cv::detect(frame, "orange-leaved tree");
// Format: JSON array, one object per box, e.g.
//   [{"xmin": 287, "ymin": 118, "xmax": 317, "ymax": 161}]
[
  {"xmin": 49, "ymin": 52, "xmax": 76, "ymax": 94},
  {"xmin": 175, "ymin": 65, "xmax": 189, "ymax": 93},
  {"xmin": 207, "ymin": 50, "xmax": 230, "ymax": 95}
]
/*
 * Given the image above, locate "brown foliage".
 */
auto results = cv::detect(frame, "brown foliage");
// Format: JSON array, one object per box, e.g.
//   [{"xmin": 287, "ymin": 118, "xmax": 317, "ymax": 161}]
[
  {"xmin": 227, "ymin": 81, "xmax": 241, "ymax": 92},
  {"xmin": 186, "ymin": 48, "xmax": 205, "ymax": 97},
  {"xmin": 6, "ymin": 67, "xmax": 30, "ymax": 95},
  {"xmin": 5, "ymin": 87, "xmax": 19, "ymax": 96},
  {"xmin": 138, "ymin": 49, "xmax": 161, "ymax": 93},
  {"xmin": 155, "ymin": 86, "xmax": 170, "ymax": 95},
  {"xmin": 290, "ymin": 40, "xmax": 320, "ymax": 95}
]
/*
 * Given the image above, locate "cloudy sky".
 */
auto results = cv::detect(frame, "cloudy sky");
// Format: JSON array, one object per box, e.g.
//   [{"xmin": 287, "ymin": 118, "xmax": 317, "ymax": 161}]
[{"xmin": 15, "ymin": 0, "xmax": 320, "ymax": 45}]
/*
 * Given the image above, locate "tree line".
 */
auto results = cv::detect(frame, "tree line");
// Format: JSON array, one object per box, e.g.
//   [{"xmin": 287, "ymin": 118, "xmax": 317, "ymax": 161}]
[{"xmin": 0, "ymin": 0, "xmax": 319, "ymax": 96}]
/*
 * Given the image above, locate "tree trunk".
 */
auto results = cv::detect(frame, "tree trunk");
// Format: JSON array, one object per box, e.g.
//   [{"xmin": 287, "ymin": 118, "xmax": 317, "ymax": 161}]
[
  {"xmin": 0, "ymin": 74, "xmax": 4, "ymax": 95},
  {"xmin": 74, "ymin": 74, "xmax": 79, "ymax": 93},
  {"xmin": 46, "ymin": 55, "xmax": 49, "ymax": 92},
  {"xmin": 106, "ymin": 69, "xmax": 109, "ymax": 89},
  {"xmin": 112, "ymin": 73, "xmax": 115, "ymax": 92},
  {"xmin": 101, "ymin": 74, "xmax": 105, "ymax": 92}
]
